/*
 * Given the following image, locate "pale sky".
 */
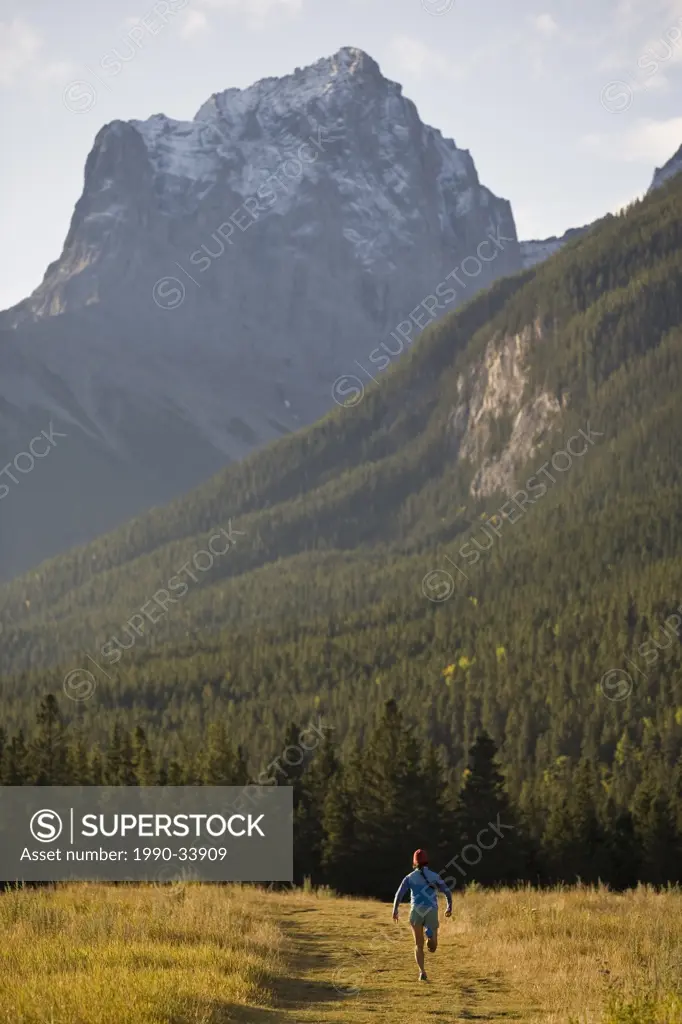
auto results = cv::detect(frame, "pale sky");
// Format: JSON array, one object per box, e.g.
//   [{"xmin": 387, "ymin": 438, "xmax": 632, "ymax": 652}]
[{"xmin": 2, "ymin": 0, "xmax": 682, "ymax": 311}]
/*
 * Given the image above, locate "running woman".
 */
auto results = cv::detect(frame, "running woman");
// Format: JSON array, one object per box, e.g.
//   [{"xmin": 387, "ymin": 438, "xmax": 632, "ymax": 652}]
[{"xmin": 392, "ymin": 848, "xmax": 452, "ymax": 982}]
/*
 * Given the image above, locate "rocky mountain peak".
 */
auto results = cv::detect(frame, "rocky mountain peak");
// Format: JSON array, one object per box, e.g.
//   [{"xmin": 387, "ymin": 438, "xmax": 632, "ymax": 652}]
[
  {"xmin": 0, "ymin": 47, "xmax": 521, "ymax": 577},
  {"xmin": 649, "ymin": 142, "xmax": 682, "ymax": 193}
]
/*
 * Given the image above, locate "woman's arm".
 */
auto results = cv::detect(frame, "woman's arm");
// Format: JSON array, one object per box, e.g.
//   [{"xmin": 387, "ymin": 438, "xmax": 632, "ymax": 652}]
[
  {"xmin": 434, "ymin": 872, "xmax": 453, "ymax": 915},
  {"xmin": 392, "ymin": 876, "xmax": 409, "ymax": 919}
]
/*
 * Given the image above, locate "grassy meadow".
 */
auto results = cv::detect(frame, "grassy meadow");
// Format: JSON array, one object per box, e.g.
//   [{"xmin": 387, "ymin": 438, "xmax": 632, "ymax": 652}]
[
  {"xmin": 0, "ymin": 883, "xmax": 680, "ymax": 1023},
  {"xmin": 0, "ymin": 884, "xmax": 283, "ymax": 1023}
]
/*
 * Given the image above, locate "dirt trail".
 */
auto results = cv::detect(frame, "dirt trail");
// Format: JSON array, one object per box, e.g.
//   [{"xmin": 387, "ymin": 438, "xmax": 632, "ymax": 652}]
[{"xmin": 253, "ymin": 892, "xmax": 528, "ymax": 1024}]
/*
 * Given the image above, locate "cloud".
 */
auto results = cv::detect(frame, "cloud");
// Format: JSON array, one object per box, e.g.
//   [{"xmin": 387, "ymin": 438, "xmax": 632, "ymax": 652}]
[
  {"xmin": 638, "ymin": 21, "xmax": 682, "ymax": 73},
  {"xmin": 621, "ymin": 116, "xmax": 682, "ymax": 161},
  {"xmin": 580, "ymin": 116, "xmax": 682, "ymax": 164},
  {"xmin": 591, "ymin": 0, "xmax": 682, "ymax": 85},
  {"xmin": 615, "ymin": 0, "xmax": 682, "ymax": 32},
  {"xmin": 524, "ymin": 14, "xmax": 561, "ymax": 79},
  {"xmin": 180, "ymin": 10, "xmax": 209, "ymax": 37},
  {"xmin": 387, "ymin": 36, "xmax": 431, "ymax": 78},
  {"xmin": 37, "ymin": 60, "xmax": 79, "ymax": 83},
  {"xmin": 387, "ymin": 36, "xmax": 462, "ymax": 82},
  {"xmin": 197, "ymin": 0, "xmax": 303, "ymax": 29},
  {"xmin": 593, "ymin": 1, "xmax": 682, "ymax": 110},
  {"xmin": 0, "ymin": 18, "xmax": 41, "ymax": 86},
  {"xmin": 531, "ymin": 13, "xmax": 559, "ymax": 37},
  {"xmin": 0, "ymin": 17, "xmax": 75, "ymax": 87},
  {"xmin": 600, "ymin": 0, "xmax": 682, "ymax": 72}
]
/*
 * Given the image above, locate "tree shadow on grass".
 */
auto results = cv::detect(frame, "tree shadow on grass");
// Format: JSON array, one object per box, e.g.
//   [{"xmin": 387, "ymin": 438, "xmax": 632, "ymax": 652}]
[
  {"xmin": 458, "ymin": 1013, "xmax": 523, "ymax": 1021},
  {"xmin": 272, "ymin": 915, "xmax": 352, "ymax": 1010},
  {"xmin": 455, "ymin": 971, "xmax": 524, "ymax": 1021},
  {"xmin": 168, "ymin": 1004, "xmax": 287, "ymax": 1024}
]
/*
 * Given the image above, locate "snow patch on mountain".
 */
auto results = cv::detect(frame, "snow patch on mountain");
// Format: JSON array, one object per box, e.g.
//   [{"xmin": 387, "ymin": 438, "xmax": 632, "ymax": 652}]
[
  {"xmin": 0, "ymin": 46, "xmax": 522, "ymax": 576},
  {"xmin": 130, "ymin": 115, "xmax": 222, "ymax": 184}
]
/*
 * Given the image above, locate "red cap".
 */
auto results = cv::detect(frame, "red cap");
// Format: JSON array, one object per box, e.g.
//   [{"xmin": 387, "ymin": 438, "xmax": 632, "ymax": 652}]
[{"xmin": 413, "ymin": 849, "xmax": 428, "ymax": 866}]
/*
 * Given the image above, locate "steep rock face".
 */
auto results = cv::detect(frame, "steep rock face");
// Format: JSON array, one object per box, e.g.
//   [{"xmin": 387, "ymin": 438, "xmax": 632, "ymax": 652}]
[
  {"xmin": 0, "ymin": 47, "xmax": 521, "ymax": 578},
  {"xmin": 519, "ymin": 225, "xmax": 590, "ymax": 269},
  {"xmin": 649, "ymin": 142, "xmax": 682, "ymax": 192},
  {"xmin": 449, "ymin": 321, "xmax": 561, "ymax": 497},
  {"xmin": 4, "ymin": 48, "xmax": 520, "ymax": 388}
]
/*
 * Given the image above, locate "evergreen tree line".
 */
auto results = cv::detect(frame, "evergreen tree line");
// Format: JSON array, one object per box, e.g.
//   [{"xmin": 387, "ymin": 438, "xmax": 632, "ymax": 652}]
[
  {"xmin": 2, "ymin": 174, "xmax": 682, "ymax": 866},
  {"xmin": 6, "ymin": 695, "xmax": 682, "ymax": 896}
]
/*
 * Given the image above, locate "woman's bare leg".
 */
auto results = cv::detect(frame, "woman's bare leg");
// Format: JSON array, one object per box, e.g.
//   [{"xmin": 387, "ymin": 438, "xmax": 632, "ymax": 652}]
[
  {"xmin": 427, "ymin": 931, "xmax": 438, "ymax": 953},
  {"xmin": 410, "ymin": 922, "xmax": 426, "ymax": 974}
]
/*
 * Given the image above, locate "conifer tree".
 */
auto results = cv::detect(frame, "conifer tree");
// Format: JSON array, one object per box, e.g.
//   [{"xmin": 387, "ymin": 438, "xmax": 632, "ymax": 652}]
[
  {"xmin": 450, "ymin": 732, "xmax": 526, "ymax": 886},
  {"xmin": 295, "ymin": 732, "xmax": 339, "ymax": 883},
  {"xmin": 166, "ymin": 759, "xmax": 185, "ymax": 785},
  {"xmin": 270, "ymin": 722, "xmax": 306, "ymax": 809},
  {"xmin": 542, "ymin": 758, "xmax": 608, "ymax": 883},
  {"xmin": 233, "ymin": 746, "xmax": 249, "ymax": 787},
  {"xmin": 104, "ymin": 724, "xmax": 137, "ymax": 785},
  {"xmin": 570, "ymin": 758, "xmax": 609, "ymax": 882},
  {"xmin": 632, "ymin": 769, "xmax": 680, "ymax": 884},
  {"xmin": 321, "ymin": 765, "xmax": 359, "ymax": 893},
  {"xmin": 349, "ymin": 700, "xmax": 442, "ymax": 898},
  {"xmin": 202, "ymin": 722, "xmax": 248, "ymax": 786},
  {"xmin": 132, "ymin": 727, "xmax": 157, "ymax": 786},
  {"xmin": 31, "ymin": 695, "xmax": 68, "ymax": 785},
  {"xmin": 90, "ymin": 746, "xmax": 104, "ymax": 785},
  {"xmin": 69, "ymin": 732, "xmax": 92, "ymax": 785},
  {"xmin": 3, "ymin": 730, "xmax": 28, "ymax": 785},
  {"xmin": 603, "ymin": 809, "xmax": 640, "ymax": 890}
]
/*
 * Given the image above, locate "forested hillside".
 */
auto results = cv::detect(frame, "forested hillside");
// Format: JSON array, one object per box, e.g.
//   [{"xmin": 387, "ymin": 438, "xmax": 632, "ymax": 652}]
[{"xmin": 2, "ymin": 173, "xmax": 682, "ymax": 887}]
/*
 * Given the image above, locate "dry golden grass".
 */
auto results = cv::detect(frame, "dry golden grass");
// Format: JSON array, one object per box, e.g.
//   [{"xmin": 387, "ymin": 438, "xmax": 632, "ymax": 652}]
[
  {"xmin": 0, "ymin": 883, "xmax": 680, "ymax": 1023},
  {"xmin": 445, "ymin": 885, "xmax": 682, "ymax": 1023},
  {"xmin": 263, "ymin": 884, "xmax": 682, "ymax": 1024},
  {"xmin": 0, "ymin": 883, "xmax": 283, "ymax": 1023}
]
